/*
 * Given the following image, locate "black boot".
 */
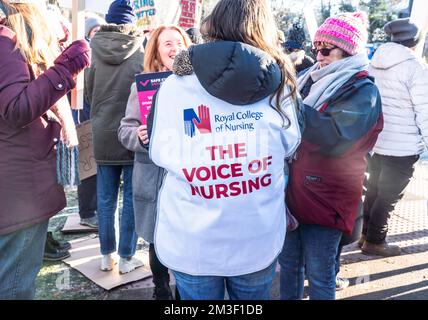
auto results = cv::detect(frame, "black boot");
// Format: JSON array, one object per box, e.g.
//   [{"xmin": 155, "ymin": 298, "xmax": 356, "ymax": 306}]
[
  {"xmin": 153, "ymin": 274, "xmax": 173, "ymax": 300},
  {"xmin": 47, "ymin": 231, "xmax": 71, "ymax": 251},
  {"xmin": 149, "ymin": 243, "xmax": 174, "ymax": 300},
  {"xmin": 44, "ymin": 232, "xmax": 71, "ymax": 261}
]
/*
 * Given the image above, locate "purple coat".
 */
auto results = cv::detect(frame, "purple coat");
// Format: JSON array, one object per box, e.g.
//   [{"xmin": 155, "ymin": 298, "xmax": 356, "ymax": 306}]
[{"xmin": 0, "ymin": 25, "xmax": 75, "ymax": 235}]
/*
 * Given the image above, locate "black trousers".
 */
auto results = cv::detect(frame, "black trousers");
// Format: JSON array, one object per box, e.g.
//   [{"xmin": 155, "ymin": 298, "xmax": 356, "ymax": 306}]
[
  {"xmin": 77, "ymin": 175, "xmax": 97, "ymax": 219},
  {"xmin": 362, "ymin": 153, "xmax": 418, "ymax": 244},
  {"xmin": 149, "ymin": 243, "xmax": 169, "ymax": 283},
  {"xmin": 149, "ymin": 243, "xmax": 181, "ymax": 300}
]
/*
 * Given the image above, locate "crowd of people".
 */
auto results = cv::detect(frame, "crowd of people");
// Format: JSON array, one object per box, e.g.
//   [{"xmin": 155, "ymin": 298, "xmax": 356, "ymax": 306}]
[{"xmin": 0, "ymin": 0, "xmax": 427, "ymax": 301}]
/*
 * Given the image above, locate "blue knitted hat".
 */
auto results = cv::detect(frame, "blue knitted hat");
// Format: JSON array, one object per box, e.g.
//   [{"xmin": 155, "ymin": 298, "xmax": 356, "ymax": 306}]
[
  {"xmin": 105, "ymin": 0, "xmax": 136, "ymax": 25},
  {"xmin": 284, "ymin": 40, "xmax": 304, "ymax": 50}
]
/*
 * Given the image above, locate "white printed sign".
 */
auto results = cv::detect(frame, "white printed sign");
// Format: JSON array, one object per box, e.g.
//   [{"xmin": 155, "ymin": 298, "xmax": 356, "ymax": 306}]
[{"xmin": 58, "ymin": 0, "xmax": 111, "ymax": 14}]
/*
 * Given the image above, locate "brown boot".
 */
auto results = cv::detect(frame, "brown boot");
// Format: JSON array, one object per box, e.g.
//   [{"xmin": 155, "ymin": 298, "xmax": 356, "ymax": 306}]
[
  {"xmin": 357, "ymin": 235, "xmax": 366, "ymax": 249},
  {"xmin": 361, "ymin": 240, "xmax": 401, "ymax": 257}
]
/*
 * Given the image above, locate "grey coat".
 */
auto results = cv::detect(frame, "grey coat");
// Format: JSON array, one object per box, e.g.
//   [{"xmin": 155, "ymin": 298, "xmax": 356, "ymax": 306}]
[{"xmin": 118, "ymin": 83, "xmax": 164, "ymax": 243}]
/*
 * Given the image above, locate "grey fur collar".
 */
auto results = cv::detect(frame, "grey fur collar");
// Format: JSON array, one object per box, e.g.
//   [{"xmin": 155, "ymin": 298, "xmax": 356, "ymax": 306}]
[
  {"xmin": 173, "ymin": 48, "xmax": 194, "ymax": 76},
  {"xmin": 99, "ymin": 23, "xmax": 143, "ymax": 37}
]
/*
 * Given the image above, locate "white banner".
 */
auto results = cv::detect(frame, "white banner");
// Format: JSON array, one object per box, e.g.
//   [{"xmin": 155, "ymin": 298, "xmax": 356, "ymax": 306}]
[
  {"xmin": 132, "ymin": 0, "xmax": 181, "ymax": 29},
  {"xmin": 58, "ymin": 0, "xmax": 111, "ymax": 14}
]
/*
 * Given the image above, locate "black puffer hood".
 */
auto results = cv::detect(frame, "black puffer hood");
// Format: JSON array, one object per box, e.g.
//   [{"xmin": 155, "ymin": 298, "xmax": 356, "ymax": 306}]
[{"xmin": 173, "ymin": 41, "xmax": 281, "ymax": 105}]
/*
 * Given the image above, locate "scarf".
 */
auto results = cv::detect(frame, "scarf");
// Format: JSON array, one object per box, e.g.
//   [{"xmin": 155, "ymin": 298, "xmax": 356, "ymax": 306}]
[
  {"xmin": 48, "ymin": 97, "xmax": 80, "ymax": 187},
  {"xmin": 297, "ymin": 52, "xmax": 369, "ymax": 110}
]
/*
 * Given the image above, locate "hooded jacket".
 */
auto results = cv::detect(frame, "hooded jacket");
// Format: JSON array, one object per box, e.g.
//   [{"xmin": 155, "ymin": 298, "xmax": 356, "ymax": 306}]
[
  {"xmin": 369, "ymin": 42, "xmax": 428, "ymax": 156},
  {"xmin": 0, "ymin": 24, "xmax": 74, "ymax": 235},
  {"xmin": 148, "ymin": 41, "xmax": 301, "ymax": 276},
  {"xmin": 287, "ymin": 72, "xmax": 383, "ymax": 234},
  {"xmin": 85, "ymin": 24, "xmax": 144, "ymax": 164}
]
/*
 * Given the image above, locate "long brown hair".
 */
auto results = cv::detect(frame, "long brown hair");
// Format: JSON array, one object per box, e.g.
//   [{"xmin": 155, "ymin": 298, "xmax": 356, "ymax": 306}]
[
  {"xmin": 1, "ymin": 1, "xmax": 59, "ymax": 76},
  {"xmin": 144, "ymin": 25, "xmax": 192, "ymax": 72},
  {"xmin": 202, "ymin": 0, "xmax": 297, "ymax": 127}
]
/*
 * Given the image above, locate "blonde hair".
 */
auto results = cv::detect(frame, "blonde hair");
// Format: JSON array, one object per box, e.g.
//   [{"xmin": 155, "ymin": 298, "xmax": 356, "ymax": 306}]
[
  {"xmin": 144, "ymin": 25, "xmax": 192, "ymax": 72},
  {"xmin": 202, "ymin": 0, "xmax": 297, "ymax": 125},
  {"xmin": 2, "ymin": 1, "xmax": 59, "ymax": 76}
]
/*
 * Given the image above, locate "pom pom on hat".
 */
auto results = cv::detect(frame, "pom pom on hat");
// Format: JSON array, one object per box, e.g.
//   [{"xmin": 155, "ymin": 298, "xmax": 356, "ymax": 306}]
[{"xmin": 351, "ymin": 11, "xmax": 369, "ymax": 27}]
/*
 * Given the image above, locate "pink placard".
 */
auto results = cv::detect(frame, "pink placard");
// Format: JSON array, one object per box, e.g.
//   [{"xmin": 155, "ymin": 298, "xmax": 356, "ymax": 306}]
[
  {"xmin": 138, "ymin": 89, "xmax": 157, "ymax": 125},
  {"xmin": 135, "ymin": 71, "xmax": 172, "ymax": 124}
]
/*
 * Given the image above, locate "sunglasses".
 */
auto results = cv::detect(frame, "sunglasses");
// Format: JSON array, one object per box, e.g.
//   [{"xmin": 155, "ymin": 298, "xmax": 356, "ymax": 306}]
[{"xmin": 311, "ymin": 46, "xmax": 338, "ymax": 57}]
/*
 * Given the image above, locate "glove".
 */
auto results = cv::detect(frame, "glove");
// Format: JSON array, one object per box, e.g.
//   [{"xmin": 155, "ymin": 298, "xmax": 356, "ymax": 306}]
[{"xmin": 54, "ymin": 40, "xmax": 91, "ymax": 78}]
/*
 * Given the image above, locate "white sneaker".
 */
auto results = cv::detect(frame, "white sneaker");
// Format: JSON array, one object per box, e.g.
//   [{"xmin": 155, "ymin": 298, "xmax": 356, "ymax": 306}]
[
  {"xmin": 119, "ymin": 257, "xmax": 144, "ymax": 274},
  {"xmin": 100, "ymin": 254, "xmax": 116, "ymax": 271}
]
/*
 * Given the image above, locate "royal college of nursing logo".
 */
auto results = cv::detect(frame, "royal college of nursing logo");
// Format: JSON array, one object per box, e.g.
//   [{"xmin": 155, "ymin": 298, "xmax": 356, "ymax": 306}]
[{"xmin": 183, "ymin": 105, "xmax": 212, "ymax": 138}]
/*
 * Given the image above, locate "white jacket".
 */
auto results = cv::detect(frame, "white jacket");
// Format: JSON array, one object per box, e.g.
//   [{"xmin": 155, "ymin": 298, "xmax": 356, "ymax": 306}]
[{"xmin": 369, "ymin": 42, "xmax": 428, "ymax": 156}]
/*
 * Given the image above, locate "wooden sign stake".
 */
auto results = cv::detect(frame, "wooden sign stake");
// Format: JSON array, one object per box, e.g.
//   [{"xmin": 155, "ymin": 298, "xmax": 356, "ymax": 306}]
[{"xmin": 71, "ymin": 0, "xmax": 85, "ymax": 110}]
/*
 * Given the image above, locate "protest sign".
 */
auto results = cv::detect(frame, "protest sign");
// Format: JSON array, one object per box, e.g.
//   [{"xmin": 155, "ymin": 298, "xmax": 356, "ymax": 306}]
[
  {"xmin": 135, "ymin": 71, "xmax": 172, "ymax": 124},
  {"xmin": 178, "ymin": 0, "xmax": 203, "ymax": 29},
  {"xmin": 59, "ymin": 1, "xmax": 204, "ymax": 33},
  {"xmin": 76, "ymin": 120, "xmax": 97, "ymax": 180},
  {"xmin": 131, "ymin": 0, "xmax": 203, "ymax": 30}
]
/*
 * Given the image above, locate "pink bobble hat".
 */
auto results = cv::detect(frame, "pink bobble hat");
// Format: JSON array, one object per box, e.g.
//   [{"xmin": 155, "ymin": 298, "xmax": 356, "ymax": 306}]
[{"xmin": 314, "ymin": 11, "xmax": 369, "ymax": 56}]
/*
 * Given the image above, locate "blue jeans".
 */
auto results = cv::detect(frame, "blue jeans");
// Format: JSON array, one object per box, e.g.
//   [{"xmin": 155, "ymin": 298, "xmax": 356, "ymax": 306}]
[
  {"xmin": 335, "ymin": 244, "xmax": 343, "ymax": 276},
  {"xmin": 278, "ymin": 224, "xmax": 342, "ymax": 300},
  {"xmin": 0, "ymin": 220, "xmax": 49, "ymax": 299},
  {"xmin": 97, "ymin": 165, "xmax": 137, "ymax": 258},
  {"xmin": 172, "ymin": 261, "xmax": 277, "ymax": 300}
]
